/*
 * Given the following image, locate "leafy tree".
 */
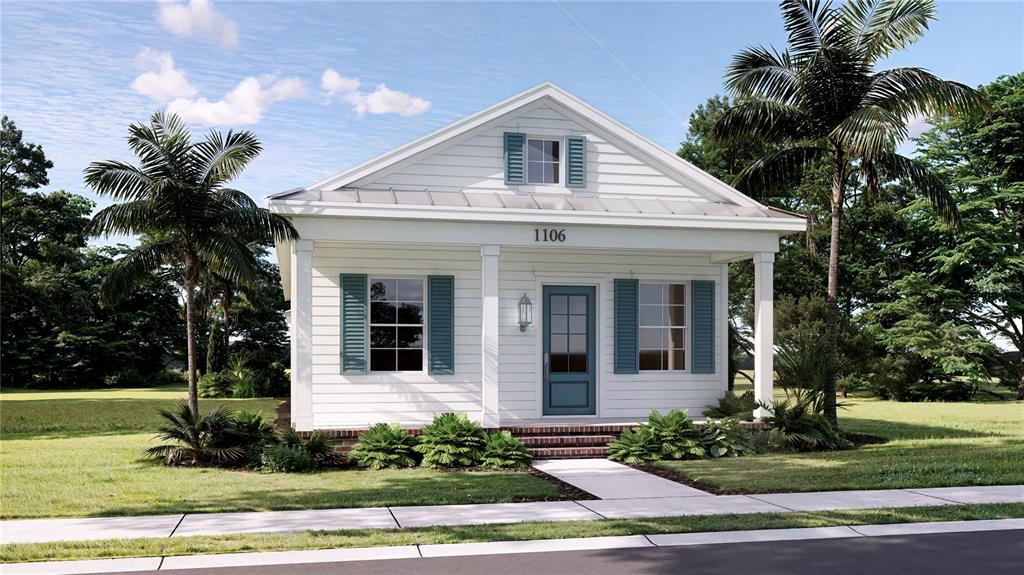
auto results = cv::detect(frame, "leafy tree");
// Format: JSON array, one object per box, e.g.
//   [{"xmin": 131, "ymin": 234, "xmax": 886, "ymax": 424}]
[
  {"xmin": 710, "ymin": 0, "xmax": 986, "ymax": 424},
  {"xmin": 1, "ymin": 115, "xmax": 52, "ymax": 196},
  {"xmin": 85, "ymin": 112, "xmax": 297, "ymax": 416},
  {"xmin": 909, "ymin": 73, "xmax": 1024, "ymax": 398}
]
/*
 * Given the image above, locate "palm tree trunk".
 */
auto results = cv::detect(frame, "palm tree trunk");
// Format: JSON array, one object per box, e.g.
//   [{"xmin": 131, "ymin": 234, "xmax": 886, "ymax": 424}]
[
  {"xmin": 184, "ymin": 262, "xmax": 199, "ymax": 418},
  {"xmin": 824, "ymin": 145, "xmax": 846, "ymax": 429}
]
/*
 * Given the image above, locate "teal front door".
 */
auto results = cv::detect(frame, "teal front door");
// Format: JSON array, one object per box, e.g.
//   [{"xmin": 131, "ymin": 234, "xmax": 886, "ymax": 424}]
[{"xmin": 543, "ymin": 285, "xmax": 596, "ymax": 415}]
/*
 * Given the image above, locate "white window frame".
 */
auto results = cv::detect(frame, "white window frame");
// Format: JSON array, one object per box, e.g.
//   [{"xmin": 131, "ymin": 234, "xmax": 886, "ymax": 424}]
[
  {"xmin": 368, "ymin": 276, "xmax": 427, "ymax": 374},
  {"xmin": 637, "ymin": 281, "xmax": 689, "ymax": 373},
  {"xmin": 525, "ymin": 136, "xmax": 563, "ymax": 186}
]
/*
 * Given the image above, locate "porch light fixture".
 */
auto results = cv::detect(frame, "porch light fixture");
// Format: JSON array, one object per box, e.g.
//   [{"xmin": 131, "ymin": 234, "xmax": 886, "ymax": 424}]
[{"xmin": 518, "ymin": 294, "xmax": 533, "ymax": 332}]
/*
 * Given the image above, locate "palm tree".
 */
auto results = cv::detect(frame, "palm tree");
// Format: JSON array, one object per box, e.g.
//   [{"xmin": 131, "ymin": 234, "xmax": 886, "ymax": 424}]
[
  {"xmin": 711, "ymin": 0, "xmax": 986, "ymax": 426},
  {"xmin": 85, "ymin": 112, "xmax": 297, "ymax": 417}
]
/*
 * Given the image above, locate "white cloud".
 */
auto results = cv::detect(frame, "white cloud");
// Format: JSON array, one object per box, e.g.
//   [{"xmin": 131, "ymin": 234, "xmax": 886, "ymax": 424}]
[
  {"xmin": 906, "ymin": 114, "xmax": 933, "ymax": 138},
  {"xmin": 167, "ymin": 75, "xmax": 306, "ymax": 126},
  {"xmin": 321, "ymin": 68, "xmax": 361, "ymax": 96},
  {"xmin": 130, "ymin": 48, "xmax": 197, "ymax": 102},
  {"xmin": 321, "ymin": 69, "xmax": 430, "ymax": 118},
  {"xmin": 156, "ymin": 0, "xmax": 239, "ymax": 49}
]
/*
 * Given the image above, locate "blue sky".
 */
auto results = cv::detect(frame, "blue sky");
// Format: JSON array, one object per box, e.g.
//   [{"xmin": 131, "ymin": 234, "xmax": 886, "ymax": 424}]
[{"xmin": 2, "ymin": 0, "xmax": 1022, "ymax": 210}]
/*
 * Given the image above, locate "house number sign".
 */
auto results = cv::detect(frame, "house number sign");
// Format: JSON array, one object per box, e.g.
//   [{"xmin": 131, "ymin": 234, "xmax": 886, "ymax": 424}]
[{"xmin": 534, "ymin": 228, "xmax": 566, "ymax": 242}]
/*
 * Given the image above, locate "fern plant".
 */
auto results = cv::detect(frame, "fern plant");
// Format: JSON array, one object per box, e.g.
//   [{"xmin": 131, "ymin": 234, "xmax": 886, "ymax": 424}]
[
  {"xmin": 414, "ymin": 413, "xmax": 487, "ymax": 468},
  {"xmin": 481, "ymin": 431, "xmax": 532, "ymax": 468},
  {"xmin": 647, "ymin": 410, "xmax": 704, "ymax": 460},
  {"xmin": 703, "ymin": 390, "xmax": 756, "ymax": 420},
  {"xmin": 700, "ymin": 418, "xmax": 755, "ymax": 458},
  {"xmin": 762, "ymin": 392, "xmax": 850, "ymax": 452},
  {"xmin": 262, "ymin": 428, "xmax": 344, "ymax": 472},
  {"xmin": 348, "ymin": 423, "xmax": 420, "ymax": 469},
  {"xmin": 607, "ymin": 426, "xmax": 661, "ymax": 464}
]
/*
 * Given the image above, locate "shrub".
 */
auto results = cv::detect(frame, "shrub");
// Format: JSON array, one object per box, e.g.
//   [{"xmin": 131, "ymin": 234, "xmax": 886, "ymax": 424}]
[
  {"xmin": 152, "ymin": 369, "xmax": 188, "ymax": 387},
  {"xmin": 700, "ymin": 418, "xmax": 755, "ymax": 457},
  {"xmin": 703, "ymin": 390, "xmax": 756, "ymax": 420},
  {"xmin": 103, "ymin": 368, "xmax": 149, "ymax": 388},
  {"xmin": 198, "ymin": 371, "xmax": 235, "ymax": 398},
  {"xmin": 414, "ymin": 412, "xmax": 487, "ymax": 468},
  {"xmin": 481, "ymin": 431, "xmax": 532, "ymax": 468},
  {"xmin": 762, "ymin": 390, "xmax": 850, "ymax": 452},
  {"xmin": 648, "ymin": 410, "xmax": 704, "ymax": 460},
  {"xmin": 348, "ymin": 423, "xmax": 420, "ymax": 469},
  {"xmin": 145, "ymin": 403, "xmax": 248, "ymax": 466},
  {"xmin": 262, "ymin": 428, "xmax": 344, "ymax": 472},
  {"xmin": 607, "ymin": 426, "xmax": 661, "ymax": 464}
]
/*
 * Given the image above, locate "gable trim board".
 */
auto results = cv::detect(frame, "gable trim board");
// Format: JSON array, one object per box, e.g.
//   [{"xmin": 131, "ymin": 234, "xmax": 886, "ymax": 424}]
[{"xmin": 271, "ymin": 83, "xmax": 795, "ymax": 432}]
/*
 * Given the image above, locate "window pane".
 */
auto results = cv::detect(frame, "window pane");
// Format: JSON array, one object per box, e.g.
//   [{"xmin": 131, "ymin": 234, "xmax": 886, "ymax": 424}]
[
  {"xmin": 668, "ymin": 284, "xmax": 685, "ymax": 305},
  {"xmin": 552, "ymin": 162, "xmax": 560, "ymax": 184},
  {"xmin": 397, "ymin": 326, "xmax": 423, "ymax": 349},
  {"xmin": 397, "ymin": 303, "xmax": 423, "ymax": 324},
  {"xmin": 668, "ymin": 305, "xmax": 686, "ymax": 326},
  {"xmin": 371, "ymin": 302, "xmax": 396, "ymax": 324},
  {"xmin": 528, "ymin": 139, "xmax": 544, "ymax": 161},
  {"xmin": 668, "ymin": 349, "xmax": 686, "ymax": 371},
  {"xmin": 527, "ymin": 161, "xmax": 544, "ymax": 183},
  {"xmin": 370, "ymin": 326, "xmax": 396, "ymax": 348},
  {"xmin": 568, "ymin": 295, "xmax": 586, "ymax": 314},
  {"xmin": 569, "ymin": 315, "xmax": 586, "ymax": 334},
  {"xmin": 397, "ymin": 349, "xmax": 423, "ymax": 371},
  {"xmin": 550, "ymin": 353, "xmax": 568, "ymax": 372},
  {"xmin": 549, "ymin": 314, "xmax": 567, "ymax": 334},
  {"xmin": 544, "ymin": 162, "xmax": 555, "ymax": 184},
  {"xmin": 639, "ymin": 328, "xmax": 663, "ymax": 349},
  {"xmin": 639, "ymin": 305, "xmax": 666, "ymax": 326},
  {"xmin": 668, "ymin": 328, "xmax": 686, "ymax": 349},
  {"xmin": 550, "ymin": 295, "xmax": 567, "ymax": 314},
  {"xmin": 550, "ymin": 335, "xmax": 567, "ymax": 353},
  {"xmin": 370, "ymin": 279, "xmax": 395, "ymax": 302},
  {"xmin": 639, "ymin": 283, "xmax": 664, "ymax": 305},
  {"xmin": 569, "ymin": 353, "xmax": 586, "ymax": 372},
  {"xmin": 550, "ymin": 140, "xmax": 560, "ymax": 161},
  {"xmin": 569, "ymin": 335, "xmax": 586, "ymax": 354},
  {"xmin": 370, "ymin": 349, "xmax": 396, "ymax": 372},
  {"xmin": 639, "ymin": 350, "xmax": 662, "ymax": 371},
  {"xmin": 397, "ymin": 279, "xmax": 423, "ymax": 301}
]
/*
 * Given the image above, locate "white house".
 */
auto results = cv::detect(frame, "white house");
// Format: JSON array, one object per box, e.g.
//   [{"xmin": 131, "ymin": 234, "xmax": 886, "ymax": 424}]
[{"xmin": 270, "ymin": 83, "xmax": 803, "ymax": 432}]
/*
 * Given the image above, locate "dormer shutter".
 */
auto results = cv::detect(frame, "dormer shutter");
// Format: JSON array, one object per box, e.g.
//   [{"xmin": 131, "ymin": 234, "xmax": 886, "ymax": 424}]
[
  {"xmin": 504, "ymin": 132, "xmax": 526, "ymax": 185},
  {"xmin": 566, "ymin": 136, "xmax": 587, "ymax": 188}
]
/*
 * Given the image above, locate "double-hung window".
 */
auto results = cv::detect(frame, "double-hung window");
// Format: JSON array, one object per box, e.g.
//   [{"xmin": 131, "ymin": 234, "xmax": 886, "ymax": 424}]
[
  {"xmin": 638, "ymin": 282, "xmax": 687, "ymax": 371},
  {"xmin": 369, "ymin": 277, "xmax": 424, "ymax": 372},
  {"xmin": 527, "ymin": 138, "xmax": 560, "ymax": 184}
]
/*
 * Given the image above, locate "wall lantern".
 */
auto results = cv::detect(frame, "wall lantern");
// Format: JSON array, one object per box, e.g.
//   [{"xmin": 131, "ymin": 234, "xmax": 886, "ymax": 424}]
[{"xmin": 518, "ymin": 294, "xmax": 533, "ymax": 332}]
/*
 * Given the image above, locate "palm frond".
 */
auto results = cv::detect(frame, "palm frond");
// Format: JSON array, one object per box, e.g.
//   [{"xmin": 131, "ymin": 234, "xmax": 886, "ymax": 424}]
[
  {"xmin": 873, "ymin": 151, "xmax": 961, "ymax": 228},
  {"xmin": 863, "ymin": 67, "xmax": 988, "ymax": 119},
  {"xmin": 831, "ymin": 105, "xmax": 907, "ymax": 156},
  {"xmin": 217, "ymin": 207, "xmax": 298, "ymax": 243},
  {"xmin": 83, "ymin": 161, "xmax": 156, "ymax": 202},
  {"xmin": 781, "ymin": 0, "xmax": 833, "ymax": 61},
  {"xmin": 86, "ymin": 200, "xmax": 160, "ymax": 238},
  {"xmin": 194, "ymin": 129, "xmax": 263, "ymax": 189},
  {"xmin": 725, "ymin": 47, "xmax": 800, "ymax": 104},
  {"xmin": 733, "ymin": 145, "xmax": 828, "ymax": 197},
  {"xmin": 711, "ymin": 100, "xmax": 812, "ymax": 145},
  {"xmin": 98, "ymin": 239, "xmax": 179, "ymax": 306},
  {"xmin": 842, "ymin": 0, "xmax": 935, "ymax": 59},
  {"xmin": 194, "ymin": 232, "xmax": 261, "ymax": 286}
]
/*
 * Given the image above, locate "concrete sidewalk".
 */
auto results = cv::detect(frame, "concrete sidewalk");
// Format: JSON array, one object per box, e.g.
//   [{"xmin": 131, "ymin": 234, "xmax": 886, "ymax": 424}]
[
  {"xmin": 2, "ymin": 484, "xmax": 1021, "ymax": 545},
  {"xmin": 4, "ymin": 518, "xmax": 1023, "ymax": 574}
]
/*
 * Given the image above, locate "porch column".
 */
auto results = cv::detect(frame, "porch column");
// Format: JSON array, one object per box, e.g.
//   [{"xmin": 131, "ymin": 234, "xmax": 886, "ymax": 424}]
[
  {"xmin": 753, "ymin": 252, "xmax": 775, "ymax": 420},
  {"xmin": 290, "ymin": 240, "xmax": 314, "ymax": 431},
  {"xmin": 481, "ymin": 245, "xmax": 501, "ymax": 427}
]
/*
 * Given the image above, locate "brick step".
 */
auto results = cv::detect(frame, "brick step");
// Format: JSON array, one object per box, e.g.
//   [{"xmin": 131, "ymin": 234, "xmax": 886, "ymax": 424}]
[
  {"xmin": 518, "ymin": 434, "xmax": 616, "ymax": 448},
  {"xmin": 504, "ymin": 424, "xmax": 637, "ymax": 437},
  {"xmin": 528, "ymin": 446, "xmax": 609, "ymax": 459}
]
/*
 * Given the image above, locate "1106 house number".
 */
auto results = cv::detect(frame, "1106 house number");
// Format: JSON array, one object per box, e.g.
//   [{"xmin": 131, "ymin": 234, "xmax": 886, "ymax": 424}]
[{"xmin": 534, "ymin": 228, "xmax": 566, "ymax": 242}]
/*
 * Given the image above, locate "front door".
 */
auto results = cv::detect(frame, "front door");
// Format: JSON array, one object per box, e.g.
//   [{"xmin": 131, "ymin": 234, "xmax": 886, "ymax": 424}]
[{"xmin": 543, "ymin": 285, "xmax": 596, "ymax": 415}]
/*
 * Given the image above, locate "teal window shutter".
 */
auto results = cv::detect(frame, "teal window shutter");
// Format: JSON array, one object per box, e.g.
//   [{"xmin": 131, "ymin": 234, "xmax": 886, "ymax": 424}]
[
  {"xmin": 691, "ymin": 280, "xmax": 715, "ymax": 374},
  {"xmin": 504, "ymin": 132, "xmax": 525, "ymax": 184},
  {"xmin": 614, "ymin": 278, "xmax": 639, "ymax": 374},
  {"xmin": 340, "ymin": 273, "xmax": 368, "ymax": 374},
  {"xmin": 428, "ymin": 275, "xmax": 455, "ymax": 375},
  {"xmin": 566, "ymin": 136, "xmax": 587, "ymax": 188}
]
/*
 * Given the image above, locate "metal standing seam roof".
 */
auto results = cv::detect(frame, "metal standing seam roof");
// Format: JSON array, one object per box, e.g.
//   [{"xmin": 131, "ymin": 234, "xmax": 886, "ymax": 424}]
[{"xmin": 269, "ymin": 188, "xmax": 800, "ymax": 220}]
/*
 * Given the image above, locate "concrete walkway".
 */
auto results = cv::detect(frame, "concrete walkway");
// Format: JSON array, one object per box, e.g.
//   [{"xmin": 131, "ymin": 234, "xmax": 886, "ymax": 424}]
[
  {"xmin": 2, "ymin": 484, "xmax": 1022, "ymax": 545},
  {"xmin": 532, "ymin": 458, "xmax": 710, "ymax": 499},
  {"xmin": 4, "ymin": 518, "xmax": 1022, "ymax": 574}
]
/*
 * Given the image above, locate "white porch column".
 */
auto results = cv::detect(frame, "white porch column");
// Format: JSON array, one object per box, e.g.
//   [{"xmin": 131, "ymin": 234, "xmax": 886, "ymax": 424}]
[
  {"xmin": 753, "ymin": 252, "xmax": 775, "ymax": 420},
  {"xmin": 480, "ymin": 245, "xmax": 501, "ymax": 427},
  {"xmin": 290, "ymin": 240, "xmax": 314, "ymax": 431}
]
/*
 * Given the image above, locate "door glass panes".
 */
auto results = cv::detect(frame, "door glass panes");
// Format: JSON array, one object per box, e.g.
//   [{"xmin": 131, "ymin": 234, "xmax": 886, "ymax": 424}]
[
  {"xmin": 549, "ymin": 292, "xmax": 587, "ymax": 373},
  {"xmin": 369, "ymin": 277, "xmax": 424, "ymax": 372},
  {"xmin": 638, "ymin": 282, "xmax": 687, "ymax": 371}
]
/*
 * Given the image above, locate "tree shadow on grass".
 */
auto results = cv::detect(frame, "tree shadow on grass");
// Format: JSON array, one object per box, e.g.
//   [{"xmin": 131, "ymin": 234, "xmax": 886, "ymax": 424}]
[{"xmin": 838, "ymin": 417, "xmax": 999, "ymax": 440}]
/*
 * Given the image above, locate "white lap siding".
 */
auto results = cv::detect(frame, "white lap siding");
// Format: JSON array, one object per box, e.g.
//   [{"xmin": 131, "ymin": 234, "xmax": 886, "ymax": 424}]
[
  {"xmin": 498, "ymin": 248, "xmax": 727, "ymax": 421},
  {"xmin": 310, "ymin": 243, "xmax": 482, "ymax": 428}
]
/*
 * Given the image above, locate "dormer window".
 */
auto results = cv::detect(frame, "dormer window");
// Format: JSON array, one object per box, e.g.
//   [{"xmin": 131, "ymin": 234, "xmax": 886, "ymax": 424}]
[{"xmin": 527, "ymin": 139, "xmax": 560, "ymax": 184}]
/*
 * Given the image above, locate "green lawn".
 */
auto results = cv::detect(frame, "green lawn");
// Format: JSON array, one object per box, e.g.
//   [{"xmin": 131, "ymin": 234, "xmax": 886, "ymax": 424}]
[
  {"xmin": 3, "ymin": 502, "xmax": 1021, "ymax": 564},
  {"xmin": 0, "ymin": 387, "xmax": 560, "ymax": 519},
  {"xmin": 657, "ymin": 396, "xmax": 1024, "ymax": 493}
]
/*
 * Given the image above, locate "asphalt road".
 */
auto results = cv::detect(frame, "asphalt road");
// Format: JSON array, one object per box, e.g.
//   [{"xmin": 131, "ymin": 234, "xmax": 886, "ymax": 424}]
[{"xmin": 144, "ymin": 530, "xmax": 1023, "ymax": 575}]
